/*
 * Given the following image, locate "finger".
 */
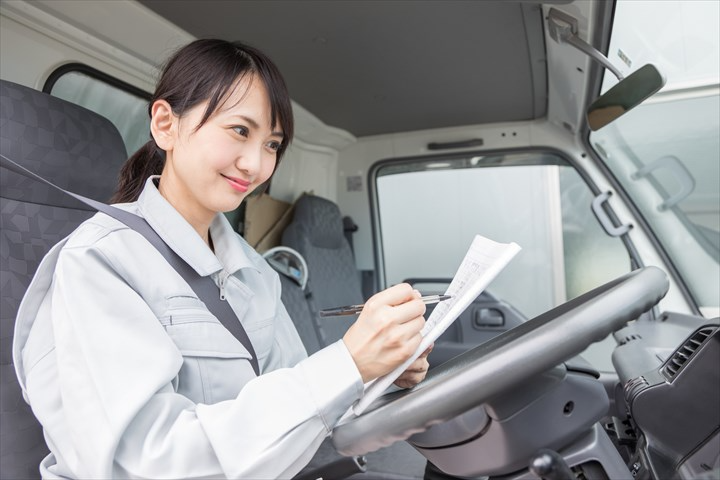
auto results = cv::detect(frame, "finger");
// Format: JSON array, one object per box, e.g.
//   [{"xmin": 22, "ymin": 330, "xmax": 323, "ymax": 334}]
[
  {"xmin": 394, "ymin": 379, "xmax": 411, "ymax": 389},
  {"xmin": 420, "ymin": 343, "xmax": 434, "ymax": 358},
  {"xmin": 394, "ymin": 378, "xmax": 416, "ymax": 389},
  {"xmin": 365, "ymin": 283, "xmax": 419, "ymax": 308},
  {"xmin": 404, "ymin": 355, "xmax": 430, "ymax": 373},
  {"xmin": 390, "ymin": 316, "xmax": 426, "ymax": 344},
  {"xmin": 402, "ymin": 365, "xmax": 426, "ymax": 374},
  {"xmin": 387, "ymin": 298, "xmax": 426, "ymax": 324},
  {"xmin": 394, "ymin": 369, "xmax": 427, "ymax": 389}
]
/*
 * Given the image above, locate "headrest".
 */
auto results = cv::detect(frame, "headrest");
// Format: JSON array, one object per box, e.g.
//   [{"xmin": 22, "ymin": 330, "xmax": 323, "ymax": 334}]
[
  {"xmin": 290, "ymin": 194, "xmax": 345, "ymax": 249},
  {"xmin": 0, "ymin": 80, "xmax": 128, "ymax": 208},
  {"xmin": 263, "ymin": 246, "xmax": 309, "ymax": 289}
]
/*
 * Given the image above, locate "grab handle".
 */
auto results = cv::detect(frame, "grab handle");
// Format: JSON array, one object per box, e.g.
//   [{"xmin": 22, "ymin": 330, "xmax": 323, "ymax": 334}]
[
  {"xmin": 592, "ymin": 191, "xmax": 632, "ymax": 237},
  {"xmin": 631, "ymin": 155, "xmax": 695, "ymax": 211}
]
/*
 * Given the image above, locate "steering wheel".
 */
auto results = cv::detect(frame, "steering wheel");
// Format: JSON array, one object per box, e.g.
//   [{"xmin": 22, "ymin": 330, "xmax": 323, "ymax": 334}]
[{"xmin": 332, "ymin": 266, "xmax": 669, "ymax": 456}]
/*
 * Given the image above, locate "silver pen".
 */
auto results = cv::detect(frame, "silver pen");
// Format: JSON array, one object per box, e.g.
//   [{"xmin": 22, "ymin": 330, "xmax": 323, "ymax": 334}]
[{"xmin": 319, "ymin": 294, "xmax": 452, "ymax": 317}]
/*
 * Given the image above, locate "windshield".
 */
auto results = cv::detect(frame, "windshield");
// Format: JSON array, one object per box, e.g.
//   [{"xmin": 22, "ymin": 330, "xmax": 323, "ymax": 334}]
[
  {"xmin": 589, "ymin": 0, "xmax": 720, "ymax": 318},
  {"xmin": 374, "ymin": 152, "xmax": 631, "ymax": 320}
]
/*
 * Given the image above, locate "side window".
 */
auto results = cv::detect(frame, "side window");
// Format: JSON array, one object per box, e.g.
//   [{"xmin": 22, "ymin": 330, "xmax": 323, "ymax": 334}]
[
  {"xmin": 589, "ymin": 1, "xmax": 719, "ymax": 317},
  {"xmin": 44, "ymin": 64, "xmax": 151, "ymax": 156},
  {"xmin": 373, "ymin": 151, "xmax": 631, "ymax": 319}
]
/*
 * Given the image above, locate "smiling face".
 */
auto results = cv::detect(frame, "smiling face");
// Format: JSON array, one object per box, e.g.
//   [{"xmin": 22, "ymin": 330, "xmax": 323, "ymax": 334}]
[{"xmin": 152, "ymin": 74, "xmax": 283, "ymax": 239}]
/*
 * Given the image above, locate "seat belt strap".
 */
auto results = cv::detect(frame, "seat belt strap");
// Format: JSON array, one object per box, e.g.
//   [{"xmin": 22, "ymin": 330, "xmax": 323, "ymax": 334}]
[{"xmin": 1, "ymin": 153, "xmax": 260, "ymax": 376}]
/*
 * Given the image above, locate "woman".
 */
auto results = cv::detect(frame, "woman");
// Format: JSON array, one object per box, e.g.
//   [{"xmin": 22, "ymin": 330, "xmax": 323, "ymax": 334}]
[{"xmin": 13, "ymin": 39, "xmax": 430, "ymax": 478}]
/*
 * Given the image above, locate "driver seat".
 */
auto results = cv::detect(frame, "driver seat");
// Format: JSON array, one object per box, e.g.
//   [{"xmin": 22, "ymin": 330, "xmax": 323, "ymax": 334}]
[
  {"xmin": 1, "ymin": 79, "xmax": 428, "ymax": 480},
  {"xmin": 0, "ymin": 79, "xmax": 128, "ymax": 478}
]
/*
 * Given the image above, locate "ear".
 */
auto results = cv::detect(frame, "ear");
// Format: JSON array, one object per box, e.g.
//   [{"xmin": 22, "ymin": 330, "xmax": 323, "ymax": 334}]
[{"xmin": 150, "ymin": 100, "xmax": 177, "ymax": 152}]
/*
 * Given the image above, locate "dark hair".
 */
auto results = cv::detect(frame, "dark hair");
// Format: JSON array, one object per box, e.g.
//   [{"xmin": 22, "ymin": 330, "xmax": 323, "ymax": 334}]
[{"xmin": 111, "ymin": 39, "xmax": 294, "ymax": 203}]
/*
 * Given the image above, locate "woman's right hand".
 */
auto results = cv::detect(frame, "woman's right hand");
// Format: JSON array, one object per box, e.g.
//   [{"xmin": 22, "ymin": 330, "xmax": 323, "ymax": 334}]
[{"xmin": 342, "ymin": 283, "xmax": 427, "ymax": 383}]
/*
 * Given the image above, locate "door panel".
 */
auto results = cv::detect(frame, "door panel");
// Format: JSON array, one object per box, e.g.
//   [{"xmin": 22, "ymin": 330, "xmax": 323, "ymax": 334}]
[{"xmin": 408, "ymin": 278, "xmax": 527, "ymax": 367}]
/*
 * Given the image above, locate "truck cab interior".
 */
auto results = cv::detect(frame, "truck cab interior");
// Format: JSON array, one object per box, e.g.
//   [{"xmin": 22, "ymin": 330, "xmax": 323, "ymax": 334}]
[{"xmin": 1, "ymin": 1, "xmax": 718, "ymax": 479}]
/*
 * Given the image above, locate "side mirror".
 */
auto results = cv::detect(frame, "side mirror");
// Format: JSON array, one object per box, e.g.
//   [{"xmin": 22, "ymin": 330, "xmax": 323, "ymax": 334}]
[{"xmin": 587, "ymin": 64, "xmax": 666, "ymax": 131}]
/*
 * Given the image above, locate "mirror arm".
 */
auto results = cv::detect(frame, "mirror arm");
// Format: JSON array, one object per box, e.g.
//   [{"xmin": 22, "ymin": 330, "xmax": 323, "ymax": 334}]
[
  {"xmin": 547, "ymin": 8, "xmax": 625, "ymax": 81},
  {"xmin": 563, "ymin": 34, "xmax": 625, "ymax": 81}
]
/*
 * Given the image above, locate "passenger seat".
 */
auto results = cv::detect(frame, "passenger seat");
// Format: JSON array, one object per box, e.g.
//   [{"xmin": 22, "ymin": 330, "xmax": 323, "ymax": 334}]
[
  {"xmin": 263, "ymin": 246, "xmax": 324, "ymax": 355},
  {"xmin": 282, "ymin": 193, "xmax": 365, "ymax": 345},
  {"xmin": 278, "ymin": 194, "xmax": 428, "ymax": 480}
]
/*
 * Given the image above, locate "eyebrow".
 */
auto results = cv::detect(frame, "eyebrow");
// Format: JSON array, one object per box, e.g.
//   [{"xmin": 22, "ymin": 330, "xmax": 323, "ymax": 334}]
[{"xmin": 234, "ymin": 115, "xmax": 284, "ymax": 138}]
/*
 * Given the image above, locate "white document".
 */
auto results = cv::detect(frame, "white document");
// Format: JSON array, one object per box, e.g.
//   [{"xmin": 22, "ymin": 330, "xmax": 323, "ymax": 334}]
[{"xmin": 351, "ymin": 234, "xmax": 521, "ymax": 416}]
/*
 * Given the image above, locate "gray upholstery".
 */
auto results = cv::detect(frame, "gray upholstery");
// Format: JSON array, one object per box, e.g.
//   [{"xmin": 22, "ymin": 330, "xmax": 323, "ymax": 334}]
[
  {"xmin": 296, "ymin": 437, "xmax": 427, "ymax": 480},
  {"xmin": 282, "ymin": 194, "xmax": 364, "ymax": 345},
  {"xmin": 280, "ymin": 194, "xmax": 428, "ymax": 479},
  {"xmin": 278, "ymin": 274, "xmax": 323, "ymax": 355},
  {"xmin": 0, "ymin": 79, "xmax": 127, "ymax": 479}
]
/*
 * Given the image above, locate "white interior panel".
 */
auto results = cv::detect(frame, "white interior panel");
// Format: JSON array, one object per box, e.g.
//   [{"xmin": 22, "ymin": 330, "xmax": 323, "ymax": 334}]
[{"xmin": 271, "ymin": 139, "xmax": 339, "ymax": 204}]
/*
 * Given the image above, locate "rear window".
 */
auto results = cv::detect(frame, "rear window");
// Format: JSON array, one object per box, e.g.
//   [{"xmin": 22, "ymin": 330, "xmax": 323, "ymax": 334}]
[{"xmin": 44, "ymin": 64, "xmax": 150, "ymax": 156}]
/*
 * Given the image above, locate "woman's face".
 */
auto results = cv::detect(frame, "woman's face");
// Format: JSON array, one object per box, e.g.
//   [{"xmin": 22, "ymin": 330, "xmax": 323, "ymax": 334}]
[{"xmin": 157, "ymin": 75, "xmax": 283, "ymax": 229}]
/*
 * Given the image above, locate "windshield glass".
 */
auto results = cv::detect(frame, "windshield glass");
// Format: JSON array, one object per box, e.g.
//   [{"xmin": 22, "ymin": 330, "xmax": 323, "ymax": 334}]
[
  {"xmin": 374, "ymin": 152, "xmax": 631, "ymax": 320},
  {"xmin": 589, "ymin": 0, "xmax": 720, "ymax": 317}
]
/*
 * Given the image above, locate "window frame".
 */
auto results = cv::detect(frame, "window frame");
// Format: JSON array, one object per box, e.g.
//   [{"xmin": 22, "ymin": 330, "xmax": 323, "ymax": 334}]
[{"xmin": 43, "ymin": 62, "xmax": 151, "ymax": 102}]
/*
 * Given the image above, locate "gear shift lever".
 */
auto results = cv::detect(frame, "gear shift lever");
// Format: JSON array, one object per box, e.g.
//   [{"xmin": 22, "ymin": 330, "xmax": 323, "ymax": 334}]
[{"xmin": 529, "ymin": 448, "xmax": 575, "ymax": 480}]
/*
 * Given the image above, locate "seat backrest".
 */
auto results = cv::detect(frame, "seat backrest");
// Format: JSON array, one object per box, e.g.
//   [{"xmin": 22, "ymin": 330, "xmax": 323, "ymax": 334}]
[
  {"xmin": 0, "ymin": 79, "xmax": 127, "ymax": 479},
  {"xmin": 277, "ymin": 274, "xmax": 324, "ymax": 355},
  {"xmin": 263, "ymin": 246, "xmax": 324, "ymax": 355},
  {"xmin": 281, "ymin": 194, "xmax": 364, "ymax": 346}
]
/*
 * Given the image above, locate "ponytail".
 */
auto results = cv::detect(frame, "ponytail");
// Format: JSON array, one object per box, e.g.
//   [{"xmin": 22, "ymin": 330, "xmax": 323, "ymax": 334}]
[{"xmin": 111, "ymin": 140, "xmax": 165, "ymax": 203}]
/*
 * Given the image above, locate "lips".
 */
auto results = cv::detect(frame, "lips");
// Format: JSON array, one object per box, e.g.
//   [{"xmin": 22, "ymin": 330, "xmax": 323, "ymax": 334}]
[{"xmin": 222, "ymin": 174, "xmax": 251, "ymax": 193}]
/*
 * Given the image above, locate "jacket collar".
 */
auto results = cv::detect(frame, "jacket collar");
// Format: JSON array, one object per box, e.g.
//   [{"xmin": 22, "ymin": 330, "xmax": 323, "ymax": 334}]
[{"xmin": 136, "ymin": 176, "xmax": 259, "ymax": 277}]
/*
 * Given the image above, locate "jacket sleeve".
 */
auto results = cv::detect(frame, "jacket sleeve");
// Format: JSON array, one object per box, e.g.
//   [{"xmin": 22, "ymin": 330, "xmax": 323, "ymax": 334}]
[{"xmin": 44, "ymin": 234, "xmax": 363, "ymax": 479}]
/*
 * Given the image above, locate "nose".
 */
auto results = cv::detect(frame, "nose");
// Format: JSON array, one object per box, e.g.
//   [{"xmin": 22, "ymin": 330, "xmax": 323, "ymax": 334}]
[{"xmin": 236, "ymin": 142, "xmax": 264, "ymax": 177}]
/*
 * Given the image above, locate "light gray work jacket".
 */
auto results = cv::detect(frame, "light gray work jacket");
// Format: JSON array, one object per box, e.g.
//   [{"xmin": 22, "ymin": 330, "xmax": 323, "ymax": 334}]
[{"xmin": 13, "ymin": 176, "xmax": 363, "ymax": 479}]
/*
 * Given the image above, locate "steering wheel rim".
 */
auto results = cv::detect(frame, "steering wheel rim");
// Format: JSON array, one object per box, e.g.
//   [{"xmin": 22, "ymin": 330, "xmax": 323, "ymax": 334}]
[{"xmin": 332, "ymin": 266, "xmax": 669, "ymax": 456}]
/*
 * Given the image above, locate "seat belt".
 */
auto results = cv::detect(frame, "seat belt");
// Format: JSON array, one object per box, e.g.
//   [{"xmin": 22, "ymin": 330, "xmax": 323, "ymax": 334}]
[{"xmin": 1, "ymin": 153, "xmax": 260, "ymax": 376}]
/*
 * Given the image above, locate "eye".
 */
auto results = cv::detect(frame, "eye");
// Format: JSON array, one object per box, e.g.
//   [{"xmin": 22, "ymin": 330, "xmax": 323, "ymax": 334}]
[
  {"xmin": 232, "ymin": 125, "xmax": 249, "ymax": 137},
  {"xmin": 266, "ymin": 140, "xmax": 282, "ymax": 153}
]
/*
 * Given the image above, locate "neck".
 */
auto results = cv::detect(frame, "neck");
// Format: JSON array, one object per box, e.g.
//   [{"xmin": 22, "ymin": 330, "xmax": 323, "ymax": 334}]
[{"xmin": 156, "ymin": 175, "xmax": 215, "ymax": 250}]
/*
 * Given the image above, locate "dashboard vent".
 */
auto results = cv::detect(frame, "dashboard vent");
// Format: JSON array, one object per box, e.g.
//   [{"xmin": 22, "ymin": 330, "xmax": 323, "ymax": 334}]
[{"xmin": 662, "ymin": 326, "xmax": 716, "ymax": 380}]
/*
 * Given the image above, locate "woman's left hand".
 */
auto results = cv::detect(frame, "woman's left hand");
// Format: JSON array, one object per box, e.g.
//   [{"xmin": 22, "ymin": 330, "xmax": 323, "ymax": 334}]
[{"xmin": 393, "ymin": 343, "xmax": 433, "ymax": 389}]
